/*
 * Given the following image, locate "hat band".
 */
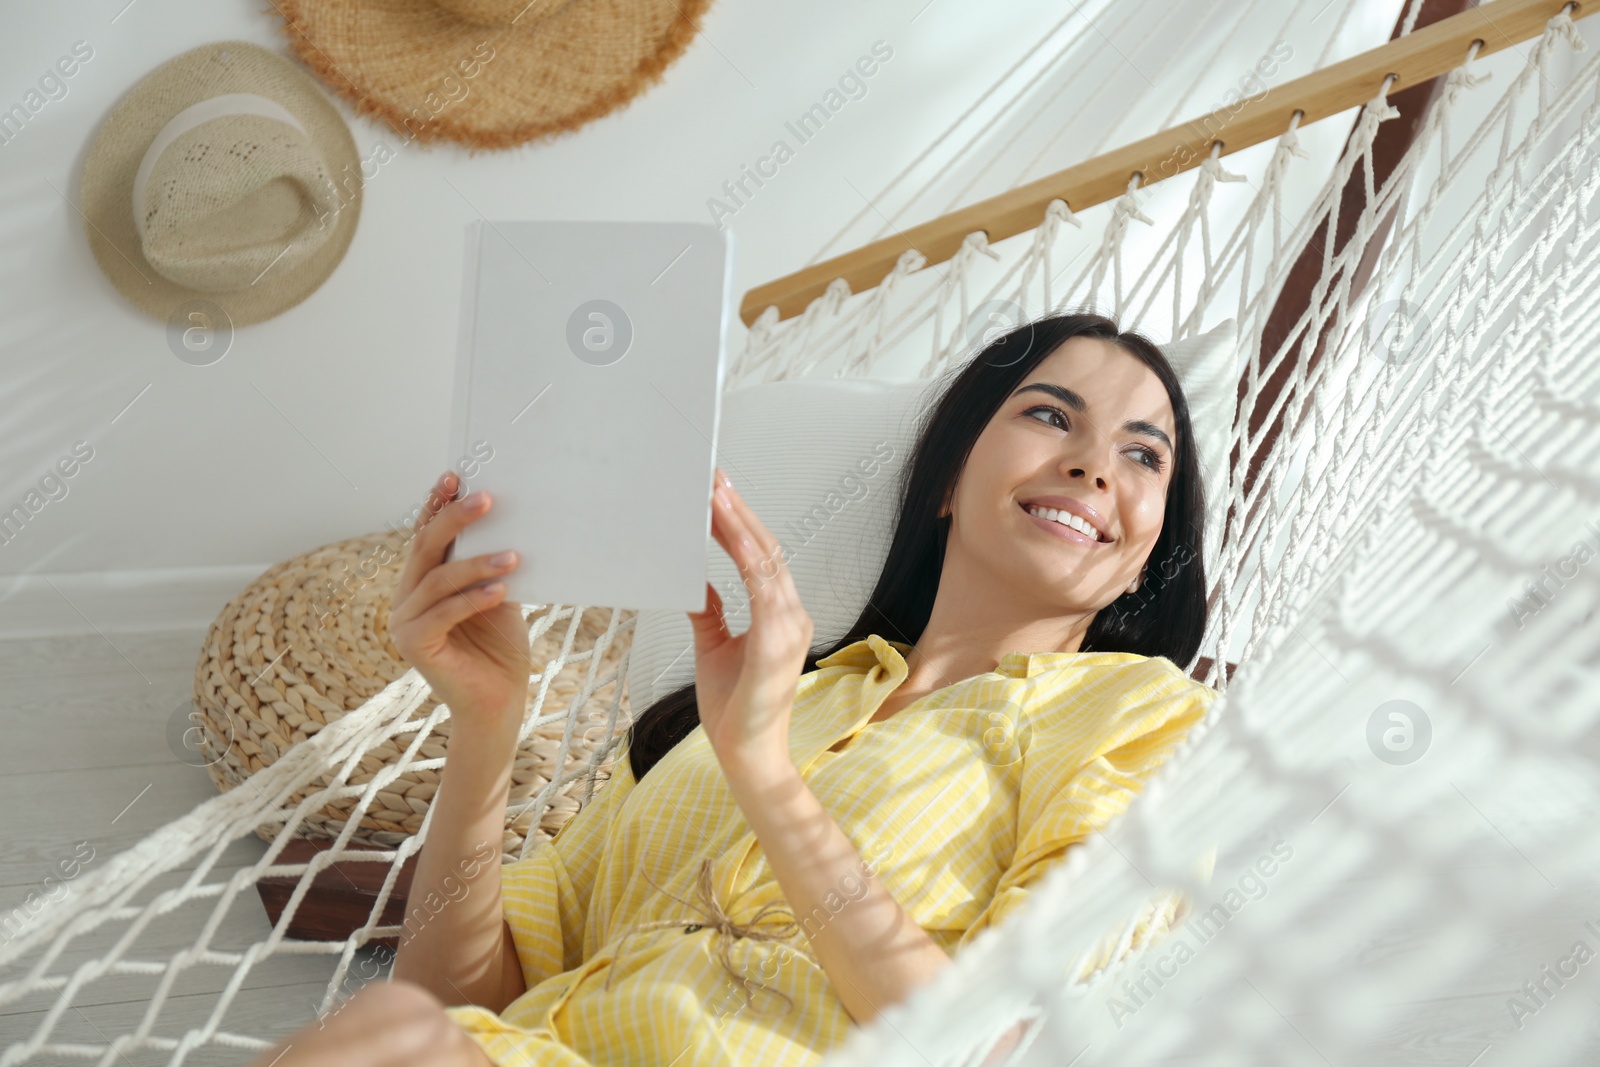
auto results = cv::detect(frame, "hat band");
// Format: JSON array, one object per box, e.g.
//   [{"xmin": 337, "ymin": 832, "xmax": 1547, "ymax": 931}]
[{"xmin": 132, "ymin": 93, "xmax": 308, "ymax": 239}]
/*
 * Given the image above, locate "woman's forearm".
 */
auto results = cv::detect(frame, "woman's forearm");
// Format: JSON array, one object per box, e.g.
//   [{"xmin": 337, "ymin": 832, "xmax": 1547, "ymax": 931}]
[
  {"xmin": 721, "ymin": 750, "xmax": 952, "ymax": 1026},
  {"xmin": 391, "ymin": 699, "xmax": 527, "ymax": 1013}
]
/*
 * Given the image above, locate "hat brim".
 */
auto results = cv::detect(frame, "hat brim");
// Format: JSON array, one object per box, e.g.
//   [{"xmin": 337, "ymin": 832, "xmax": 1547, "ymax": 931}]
[
  {"xmin": 80, "ymin": 41, "xmax": 362, "ymax": 328},
  {"xmin": 276, "ymin": 0, "xmax": 713, "ymax": 151}
]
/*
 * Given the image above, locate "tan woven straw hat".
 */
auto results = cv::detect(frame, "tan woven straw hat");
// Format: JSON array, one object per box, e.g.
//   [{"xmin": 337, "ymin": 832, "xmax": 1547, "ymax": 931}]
[
  {"xmin": 276, "ymin": 0, "xmax": 714, "ymax": 150},
  {"xmin": 80, "ymin": 41, "xmax": 361, "ymax": 327}
]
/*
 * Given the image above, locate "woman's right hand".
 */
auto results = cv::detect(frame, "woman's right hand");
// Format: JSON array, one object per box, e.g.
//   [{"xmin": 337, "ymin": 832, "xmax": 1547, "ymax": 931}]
[{"xmin": 389, "ymin": 470, "xmax": 531, "ymax": 723}]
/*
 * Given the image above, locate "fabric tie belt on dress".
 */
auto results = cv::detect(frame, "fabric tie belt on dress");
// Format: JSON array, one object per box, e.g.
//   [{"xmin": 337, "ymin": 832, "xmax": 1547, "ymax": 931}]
[{"xmin": 606, "ymin": 856, "xmax": 803, "ymax": 1015}]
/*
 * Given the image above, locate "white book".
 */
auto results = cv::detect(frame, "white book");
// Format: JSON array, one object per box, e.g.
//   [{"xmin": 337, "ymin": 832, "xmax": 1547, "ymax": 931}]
[{"xmin": 448, "ymin": 219, "xmax": 735, "ymax": 613}]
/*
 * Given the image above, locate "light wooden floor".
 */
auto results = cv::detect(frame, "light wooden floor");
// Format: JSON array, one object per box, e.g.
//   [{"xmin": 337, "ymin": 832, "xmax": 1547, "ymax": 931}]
[{"xmin": 0, "ymin": 626, "xmax": 388, "ymax": 1066}]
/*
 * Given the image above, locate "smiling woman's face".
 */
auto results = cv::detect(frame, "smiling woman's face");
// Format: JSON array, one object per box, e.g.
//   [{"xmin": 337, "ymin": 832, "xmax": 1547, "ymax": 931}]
[{"xmin": 939, "ymin": 335, "xmax": 1178, "ymax": 616}]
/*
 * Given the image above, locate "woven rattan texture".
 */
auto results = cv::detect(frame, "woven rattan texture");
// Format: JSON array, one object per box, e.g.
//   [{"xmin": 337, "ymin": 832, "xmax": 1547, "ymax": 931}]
[{"xmin": 192, "ymin": 528, "xmax": 634, "ymax": 850}]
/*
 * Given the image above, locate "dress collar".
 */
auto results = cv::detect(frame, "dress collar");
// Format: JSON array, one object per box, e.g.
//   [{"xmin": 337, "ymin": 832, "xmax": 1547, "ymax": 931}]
[{"xmin": 814, "ymin": 632, "xmax": 1136, "ymax": 680}]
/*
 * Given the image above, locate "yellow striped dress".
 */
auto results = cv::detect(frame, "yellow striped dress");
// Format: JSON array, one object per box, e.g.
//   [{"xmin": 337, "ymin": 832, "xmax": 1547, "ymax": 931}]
[{"xmin": 442, "ymin": 633, "xmax": 1216, "ymax": 1065}]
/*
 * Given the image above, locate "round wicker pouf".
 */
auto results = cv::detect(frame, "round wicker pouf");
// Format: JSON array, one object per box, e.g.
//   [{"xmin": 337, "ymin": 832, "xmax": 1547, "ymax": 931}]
[{"xmin": 192, "ymin": 529, "xmax": 636, "ymax": 852}]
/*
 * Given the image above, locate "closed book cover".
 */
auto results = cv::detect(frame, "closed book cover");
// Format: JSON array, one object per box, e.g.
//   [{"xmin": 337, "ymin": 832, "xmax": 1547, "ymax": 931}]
[{"xmin": 448, "ymin": 219, "xmax": 734, "ymax": 613}]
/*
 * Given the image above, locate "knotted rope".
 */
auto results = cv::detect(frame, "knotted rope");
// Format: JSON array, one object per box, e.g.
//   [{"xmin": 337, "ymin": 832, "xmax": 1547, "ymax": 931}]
[{"xmin": 604, "ymin": 856, "xmax": 804, "ymax": 1018}]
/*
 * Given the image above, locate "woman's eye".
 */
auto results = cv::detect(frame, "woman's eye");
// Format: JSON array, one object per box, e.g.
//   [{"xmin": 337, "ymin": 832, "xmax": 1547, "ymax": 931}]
[
  {"xmin": 1024, "ymin": 405, "xmax": 1068, "ymax": 430},
  {"xmin": 1026, "ymin": 404, "xmax": 1166, "ymax": 472},
  {"xmin": 1130, "ymin": 446, "xmax": 1165, "ymax": 472}
]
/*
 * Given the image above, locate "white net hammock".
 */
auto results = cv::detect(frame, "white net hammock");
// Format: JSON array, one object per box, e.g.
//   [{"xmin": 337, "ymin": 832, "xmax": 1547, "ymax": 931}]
[{"xmin": 6, "ymin": 2, "xmax": 1600, "ymax": 1064}]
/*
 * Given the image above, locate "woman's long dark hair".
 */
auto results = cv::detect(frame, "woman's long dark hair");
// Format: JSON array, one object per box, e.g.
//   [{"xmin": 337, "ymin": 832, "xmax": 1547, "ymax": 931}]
[{"xmin": 626, "ymin": 312, "xmax": 1209, "ymax": 782}]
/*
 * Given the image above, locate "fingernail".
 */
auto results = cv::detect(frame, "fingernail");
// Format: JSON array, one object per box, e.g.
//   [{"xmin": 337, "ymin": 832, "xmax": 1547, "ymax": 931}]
[
  {"xmin": 463, "ymin": 491, "xmax": 488, "ymax": 510},
  {"xmin": 481, "ymin": 581, "xmax": 505, "ymax": 595},
  {"xmin": 715, "ymin": 485, "xmax": 730, "ymax": 508},
  {"xmin": 717, "ymin": 469, "xmax": 733, "ymax": 489},
  {"xmin": 490, "ymin": 551, "xmax": 516, "ymax": 567}
]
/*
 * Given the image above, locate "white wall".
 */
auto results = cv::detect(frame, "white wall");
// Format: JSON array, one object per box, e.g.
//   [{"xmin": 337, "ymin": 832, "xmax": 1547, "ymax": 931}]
[{"xmin": 0, "ymin": 0, "xmax": 1416, "ymax": 634}]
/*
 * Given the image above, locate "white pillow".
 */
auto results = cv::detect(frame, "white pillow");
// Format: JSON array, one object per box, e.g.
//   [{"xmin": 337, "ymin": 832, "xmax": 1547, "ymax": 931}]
[
  {"xmin": 623, "ymin": 318, "xmax": 1238, "ymax": 710},
  {"xmin": 1173, "ymin": 319, "xmax": 1240, "ymax": 583}
]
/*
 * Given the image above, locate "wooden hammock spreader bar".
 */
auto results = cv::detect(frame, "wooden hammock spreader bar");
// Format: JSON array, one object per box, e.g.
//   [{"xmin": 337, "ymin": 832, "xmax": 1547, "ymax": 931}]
[{"xmin": 740, "ymin": 0, "xmax": 1587, "ymax": 326}]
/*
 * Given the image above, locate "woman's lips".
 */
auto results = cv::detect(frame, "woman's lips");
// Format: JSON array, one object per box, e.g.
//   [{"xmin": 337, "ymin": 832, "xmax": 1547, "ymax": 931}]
[{"xmin": 1019, "ymin": 502, "xmax": 1106, "ymax": 546}]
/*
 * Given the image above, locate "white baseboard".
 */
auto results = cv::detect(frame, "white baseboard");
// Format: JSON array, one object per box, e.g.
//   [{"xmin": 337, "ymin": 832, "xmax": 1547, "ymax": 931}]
[{"xmin": 0, "ymin": 563, "xmax": 275, "ymax": 638}]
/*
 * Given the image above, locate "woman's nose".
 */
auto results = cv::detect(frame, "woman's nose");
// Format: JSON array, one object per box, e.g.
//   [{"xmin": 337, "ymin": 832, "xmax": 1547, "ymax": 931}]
[
  {"xmin": 1065, "ymin": 465, "xmax": 1108, "ymax": 489},
  {"xmin": 1060, "ymin": 444, "xmax": 1111, "ymax": 490}
]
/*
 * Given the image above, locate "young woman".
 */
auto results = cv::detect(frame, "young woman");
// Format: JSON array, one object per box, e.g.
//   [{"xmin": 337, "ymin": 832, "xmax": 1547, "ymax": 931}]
[{"xmin": 247, "ymin": 313, "xmax": 1214, "ymax": 1067}]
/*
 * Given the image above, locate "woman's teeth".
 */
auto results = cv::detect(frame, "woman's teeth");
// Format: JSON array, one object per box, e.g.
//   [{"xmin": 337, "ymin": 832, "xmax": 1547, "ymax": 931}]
[{"xmin": 1026, "ymin": 504, "xmax": 1100, "ymax": 541}]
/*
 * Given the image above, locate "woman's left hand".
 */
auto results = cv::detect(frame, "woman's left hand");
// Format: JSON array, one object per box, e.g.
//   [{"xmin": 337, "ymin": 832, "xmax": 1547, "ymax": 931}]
[{"xmin": 689, "ymin": 468, "xmax": 815, "ymax": 772}]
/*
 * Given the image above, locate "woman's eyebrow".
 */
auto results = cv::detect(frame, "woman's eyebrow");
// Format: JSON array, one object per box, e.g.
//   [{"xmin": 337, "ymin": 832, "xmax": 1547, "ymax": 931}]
[
  {"xmin": 1124, "ymin": 419, "xmax": 1173, "ymax": 453},
  {"xmin": 1011, "ymin": 382, "xmax": 1173, "ymax": 453}
]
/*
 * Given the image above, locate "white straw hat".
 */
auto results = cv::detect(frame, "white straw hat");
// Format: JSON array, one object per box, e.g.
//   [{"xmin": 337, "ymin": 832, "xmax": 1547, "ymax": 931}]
[{"xmin": 80, "ymin": 41, "xmax": 362, "ymax": 327}]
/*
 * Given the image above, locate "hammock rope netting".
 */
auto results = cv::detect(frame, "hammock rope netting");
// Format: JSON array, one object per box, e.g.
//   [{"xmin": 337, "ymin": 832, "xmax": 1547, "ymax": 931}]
[{"xmin": 5, "ymin": 1, "xmax": 1600, "ymax": 1063}]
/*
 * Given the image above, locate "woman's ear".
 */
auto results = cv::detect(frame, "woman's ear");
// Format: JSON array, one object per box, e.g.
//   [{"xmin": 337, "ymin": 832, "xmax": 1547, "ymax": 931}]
[{"xmin": 1126, "ymin": 564, "xmax": 1148, "ymax": 594}]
